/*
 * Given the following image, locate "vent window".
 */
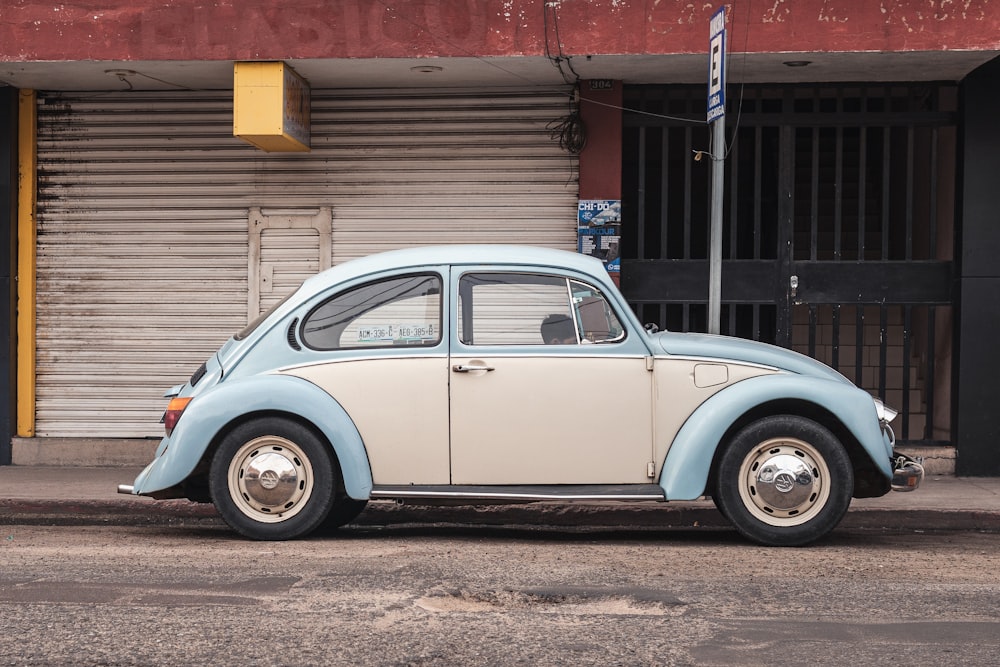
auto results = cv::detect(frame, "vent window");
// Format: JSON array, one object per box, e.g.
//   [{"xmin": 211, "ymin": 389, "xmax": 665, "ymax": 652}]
[{"xmin": 189, "ymin": 362, "xmax": 207, "ymax": 387}]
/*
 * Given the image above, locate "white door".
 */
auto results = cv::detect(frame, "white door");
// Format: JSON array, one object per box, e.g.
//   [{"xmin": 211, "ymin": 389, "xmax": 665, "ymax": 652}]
[
  {"xmin": 449, "ymin": 271, "xmax": 654, "ymax": 485},
  {"xmin": 282, "ymin": 272, "xmax": 449, "ymax": 485}
]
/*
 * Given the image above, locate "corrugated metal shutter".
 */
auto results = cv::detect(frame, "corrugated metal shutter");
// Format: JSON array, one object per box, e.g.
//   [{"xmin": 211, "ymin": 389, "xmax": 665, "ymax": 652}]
[{"xmin": 33, "ymin": 88, "xmax": 578, "ymax": 437}]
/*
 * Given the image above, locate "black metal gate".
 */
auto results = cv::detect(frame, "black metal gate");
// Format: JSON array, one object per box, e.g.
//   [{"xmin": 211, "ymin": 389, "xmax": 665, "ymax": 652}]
[{"xmin": 620, "ymin": 84, "xmax": 955, "ymax": 444}]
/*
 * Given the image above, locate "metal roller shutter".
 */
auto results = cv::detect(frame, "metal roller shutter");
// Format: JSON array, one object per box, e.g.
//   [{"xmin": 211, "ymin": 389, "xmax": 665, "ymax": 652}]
[{"xmin": 34, "ymin": 88, "xmax": 578, "ymax": 437}]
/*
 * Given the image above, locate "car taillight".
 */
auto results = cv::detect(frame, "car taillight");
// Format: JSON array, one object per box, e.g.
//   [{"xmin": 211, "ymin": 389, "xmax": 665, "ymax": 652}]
[{"xmin": 163, "ymin": 397, "xmax": 193, "ymax": 435}]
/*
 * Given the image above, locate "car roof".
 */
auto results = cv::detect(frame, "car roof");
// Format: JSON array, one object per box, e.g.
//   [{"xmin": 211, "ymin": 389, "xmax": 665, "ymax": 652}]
[{"xmin": 301, "ymin": 244, "xmax": 608, "ymax": 292}]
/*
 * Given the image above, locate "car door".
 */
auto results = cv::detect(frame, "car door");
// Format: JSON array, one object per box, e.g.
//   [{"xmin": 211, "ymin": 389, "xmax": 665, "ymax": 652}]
[
  {"xmin": 281, "ymin": 271, "xmax": 450, "ymax": 486},
  {"xmin": 449, "ymin": 269, "xmax": 655, "ymax": 485}
]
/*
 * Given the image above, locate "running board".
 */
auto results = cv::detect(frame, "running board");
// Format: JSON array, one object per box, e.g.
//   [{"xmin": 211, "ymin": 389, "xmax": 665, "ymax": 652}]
[{"xmin": 369, "ymin": 484, "xmax": 666, "ymax": 502}]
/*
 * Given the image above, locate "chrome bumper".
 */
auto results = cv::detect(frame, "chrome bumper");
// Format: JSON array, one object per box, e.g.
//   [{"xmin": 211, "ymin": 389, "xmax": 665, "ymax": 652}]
[
  {"xmin": 117, "ymin": 484, "xmax": 135, "ymax": 495},
  {"xmin": 891, "ymin": 452, "xmax": 924, "ymax": 492}
]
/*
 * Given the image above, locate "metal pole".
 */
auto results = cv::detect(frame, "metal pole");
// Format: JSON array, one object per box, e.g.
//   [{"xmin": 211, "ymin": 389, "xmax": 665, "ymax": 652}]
[{"xmin": 708, "ymin": 117, "xmax": 725, "ymax": 334}]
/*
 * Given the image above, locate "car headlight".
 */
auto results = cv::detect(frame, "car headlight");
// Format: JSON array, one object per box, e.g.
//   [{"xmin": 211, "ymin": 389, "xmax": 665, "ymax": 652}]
[
  {"xmin": 873, "ymin": 398, "xmax": 898, "ymax": 425},
  {"xmin": 873, "ymin": 397, "xmax": 897, "ymax": 449}
]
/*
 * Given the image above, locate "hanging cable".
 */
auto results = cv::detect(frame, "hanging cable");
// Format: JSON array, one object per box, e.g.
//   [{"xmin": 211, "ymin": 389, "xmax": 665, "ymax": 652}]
[
  {"xmin": 722, "ymin": 0, "xmax": 752, "ymax": 159},
  {"xmin": 542, "ymin": 2, "xmax": 587, "ymax": 153},
  {"xmin": 374, "ymin": 0, "xmax": 705, "ymax": 127},
  {"xmin": 547, "ymin": 84, "xmax": 587, "ymax": 154},
  {"xmin": 547, "ymin": 1, "xmax": 582, "ymax": 83},
  {"xmin": 543, "ymin": 1, "xmax": 580, "ymax": 86}
]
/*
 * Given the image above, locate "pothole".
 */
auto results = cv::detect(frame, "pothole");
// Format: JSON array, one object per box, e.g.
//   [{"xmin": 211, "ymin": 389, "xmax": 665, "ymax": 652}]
[{"xmin": 415, "ymin": 586, "xmax": 685, "ymax": 616}]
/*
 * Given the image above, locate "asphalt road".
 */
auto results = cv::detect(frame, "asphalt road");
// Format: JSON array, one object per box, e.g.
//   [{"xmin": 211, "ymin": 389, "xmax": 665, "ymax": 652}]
[{"xmin": 1, "ymin": 523, "xmax": 998, "ymax": 666}]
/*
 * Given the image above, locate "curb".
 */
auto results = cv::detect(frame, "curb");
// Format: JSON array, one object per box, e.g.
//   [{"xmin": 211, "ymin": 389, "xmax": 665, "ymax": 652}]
[
  {"xmin": 0, "ymin": 499, "xmax": 220, "ymax": 527},
  {"xmin": 839, "ymin": 508, "xmax": 1000, "ymax": 534},
  {"xmin": 2, "ymin": 499, "xmax": 999, "ymax": 534}
]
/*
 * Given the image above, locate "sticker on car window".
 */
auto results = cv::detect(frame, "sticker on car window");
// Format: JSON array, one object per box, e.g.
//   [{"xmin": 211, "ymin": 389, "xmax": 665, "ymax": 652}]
[{"xmin": 356, "ymin": 323, "xmax": 437, "ymax": 344}]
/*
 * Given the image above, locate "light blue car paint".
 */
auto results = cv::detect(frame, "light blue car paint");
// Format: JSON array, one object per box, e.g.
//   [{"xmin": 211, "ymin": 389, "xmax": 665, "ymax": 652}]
[
  {"xmin": 132, "ymin": 374, "xmax": 373, "ymax": 500},
  {"xmin": 657, "ymin": 373, "xmax": 892, "ymax": 500},
  {"xmin": 219, "ymin": 264, "xmax": 455, "ymax": 380},
  {"xmin": 126, "ymin": 244, "xmax": 894, "ymax": 508},
  {"xmin": 648, "ymin": 331, "xmax": 892, "ymax": 499},
  {"xmin": 652, "ymin": 330, "xmax": 848, "ymax": 384}
]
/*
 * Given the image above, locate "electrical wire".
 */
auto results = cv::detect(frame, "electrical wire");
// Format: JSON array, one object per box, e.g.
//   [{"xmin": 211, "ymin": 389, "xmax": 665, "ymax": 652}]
[
  {"xmin": 696, "ymin": 0, "xmax": 752, "ymax": 162},
  {"xmin": 580, "ymin": 96, "xmax": 705, "ymax": 125},
  {"xmin": 547, "ymin": 84, "xmax": 587, "ymax": 154},
  {"xmin": 543, "ymin": 1, "xmax": 581, "ymax": 86},
  {"xmin": 541, "ymin": 3, "xmax": 587, "ymax": 153},
  {"xmin": 373, "ymin": 0, "xmax": 705, "ymax": 127},
  {"xmin": 722, "ymin": 0, "xmax": 752, "ymax": 159},
  {"xmin": 69, "ymin": 1, "xmax": 712, "ymax": 128},
  {"xmin": 132, "ymin": 71, "xmax": 194, "ymax": 90}
]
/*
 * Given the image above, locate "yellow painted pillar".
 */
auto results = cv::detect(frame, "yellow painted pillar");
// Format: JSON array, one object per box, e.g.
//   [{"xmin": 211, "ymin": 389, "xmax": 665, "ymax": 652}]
[{"xmin": 16, "ymin": 90, "xmax": 36, "ymax": 437}]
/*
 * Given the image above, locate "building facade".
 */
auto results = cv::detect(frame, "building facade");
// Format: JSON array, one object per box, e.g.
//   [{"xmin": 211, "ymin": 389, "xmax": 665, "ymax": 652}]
[{"xmin": 1, "ymin": 0, "xmax": 999, "ymax": 473}]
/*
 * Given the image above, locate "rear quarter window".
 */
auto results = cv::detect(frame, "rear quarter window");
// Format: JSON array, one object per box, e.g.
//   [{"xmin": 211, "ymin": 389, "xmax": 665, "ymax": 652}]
[{"xmin": 301, "ymin": 274, "xmax": 442, "ymax": 350}]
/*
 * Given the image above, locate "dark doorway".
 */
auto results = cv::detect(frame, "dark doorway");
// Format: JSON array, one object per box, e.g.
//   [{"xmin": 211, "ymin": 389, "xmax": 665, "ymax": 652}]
[
  {"xmin": 0, "ymin": 88, "xmax": 16, "ymax": 465},
  {"xmin": 620, "ymin": 84, "xmax": 956, "ymax": 445}
]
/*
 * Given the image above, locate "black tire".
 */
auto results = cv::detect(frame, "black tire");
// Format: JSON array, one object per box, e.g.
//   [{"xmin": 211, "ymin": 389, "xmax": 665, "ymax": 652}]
[
  {"xmin": 709, "ymin": 493, "xmax": 730, "ymax": 522},
  {"xmin": 317, "ymin": 497, "xmax": 369, "ymax": 533},
  {"xmin": 209, "ymin": 417, "xmax": 336, "ymax": 540},
  {"xmin": 714, "ymin": 415, "xmax": 853, "ymax": 547}
]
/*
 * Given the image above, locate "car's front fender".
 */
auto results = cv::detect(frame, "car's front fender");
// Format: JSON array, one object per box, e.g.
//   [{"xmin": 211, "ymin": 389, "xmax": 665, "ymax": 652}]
[
  {"xmin": 658, "ymin": 374, "xmax": 892, "ymax": 500},
  {"xmin": 131, "ymin": 374, "xmax": 373, "ymax": 500}
]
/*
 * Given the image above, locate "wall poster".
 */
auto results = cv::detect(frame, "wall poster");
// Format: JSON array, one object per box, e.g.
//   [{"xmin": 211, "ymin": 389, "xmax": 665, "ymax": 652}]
[{"xmin": 577, "ymin": 199, "xmax": 622, "ymax": 284}]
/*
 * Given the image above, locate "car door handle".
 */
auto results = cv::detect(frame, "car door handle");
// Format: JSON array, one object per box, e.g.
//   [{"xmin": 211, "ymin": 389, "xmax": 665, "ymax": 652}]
[{"xmin": 452, "ymin": 364, "xmax": 495, "ymax": 373}]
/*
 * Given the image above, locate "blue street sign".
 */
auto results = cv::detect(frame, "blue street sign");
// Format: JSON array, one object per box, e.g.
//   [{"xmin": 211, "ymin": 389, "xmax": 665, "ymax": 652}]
[{"xmin": 708, "ymin": 6, "xmax": 726, "ymax": 122}]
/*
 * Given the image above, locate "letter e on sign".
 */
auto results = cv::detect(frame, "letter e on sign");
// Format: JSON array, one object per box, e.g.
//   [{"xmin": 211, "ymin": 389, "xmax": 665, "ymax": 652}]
[{"xmin": 710, "ymin": 37, "xmax": 723, "ymax": 93}]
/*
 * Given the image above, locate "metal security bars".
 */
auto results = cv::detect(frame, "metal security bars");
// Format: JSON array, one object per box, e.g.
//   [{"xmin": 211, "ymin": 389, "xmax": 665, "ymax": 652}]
[{"xmin": 620, "ymin": 85, "xmax": 956, "ymax": 444}]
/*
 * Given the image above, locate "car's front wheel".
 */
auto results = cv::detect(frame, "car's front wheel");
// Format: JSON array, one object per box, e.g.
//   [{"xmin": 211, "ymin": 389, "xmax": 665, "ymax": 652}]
[
  {"xmin": 209, "ymin": 417, "xmax": 335, "ymax": 540},
  {"xmin": 714, "ymin": 415, "xmax": 854, "ymax": 547}
]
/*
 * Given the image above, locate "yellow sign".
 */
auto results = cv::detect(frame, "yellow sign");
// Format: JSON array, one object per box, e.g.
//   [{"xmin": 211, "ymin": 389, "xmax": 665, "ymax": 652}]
[{"xmin": 233, "ymin": 62, "xmax": 311, "ymax": 152}]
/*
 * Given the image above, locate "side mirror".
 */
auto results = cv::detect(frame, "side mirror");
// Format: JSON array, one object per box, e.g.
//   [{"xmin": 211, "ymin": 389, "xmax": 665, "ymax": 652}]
[{"xmin": 644, "ymin": 323, "xmax": 659, "ymax": 334}]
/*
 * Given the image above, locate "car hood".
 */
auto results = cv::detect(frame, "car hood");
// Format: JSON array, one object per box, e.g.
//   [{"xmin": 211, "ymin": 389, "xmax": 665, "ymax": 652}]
[{"xmin": 650, "ymin": 331, "xmax": 850, "ymax": 384}]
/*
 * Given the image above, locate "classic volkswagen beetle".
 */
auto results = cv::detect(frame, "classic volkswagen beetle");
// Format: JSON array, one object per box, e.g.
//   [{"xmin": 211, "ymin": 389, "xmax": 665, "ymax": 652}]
[{"xmin": 119, "ymin": 245, "xmax": 922, "ymax": 546}]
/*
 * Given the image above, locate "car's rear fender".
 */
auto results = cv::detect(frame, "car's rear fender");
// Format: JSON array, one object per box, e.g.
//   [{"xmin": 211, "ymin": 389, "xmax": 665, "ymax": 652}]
[
  {"xmin": 131, "ymin": 374, "xmax": 373, "ymax": 500},
  {"xmin": 658, "ymin": 374, "xmax": 892, "ymax": 500}
]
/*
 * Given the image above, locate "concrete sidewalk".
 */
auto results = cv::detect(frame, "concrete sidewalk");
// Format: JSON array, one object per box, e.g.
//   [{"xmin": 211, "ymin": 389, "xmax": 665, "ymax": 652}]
[{"xmin": 1, "ymin": 465, "xmax": 999, "ymax": 533}]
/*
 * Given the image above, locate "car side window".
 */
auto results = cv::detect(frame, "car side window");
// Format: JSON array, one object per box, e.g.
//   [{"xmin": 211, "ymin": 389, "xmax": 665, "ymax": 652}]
[
  {"xmin": 301, "ymin": 274, "xmax": 442, "ymax": 350},
  {"xmin": 569, "ymin": 280, "xmax": 626, "ymax": 344},
  {"xmin": 458, "ymin": 273, "xmax": 625, "ymax": 346}
]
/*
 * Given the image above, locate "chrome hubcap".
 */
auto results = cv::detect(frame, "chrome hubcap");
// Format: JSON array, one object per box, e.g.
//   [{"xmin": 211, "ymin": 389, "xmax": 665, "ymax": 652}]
[
  {"xmin": 228, "ymin": 436, "xmax": 314, "ymax": 523},
  {"xmin": 738, "ymin": 438, "xmax": 830, "ymax": 527}
]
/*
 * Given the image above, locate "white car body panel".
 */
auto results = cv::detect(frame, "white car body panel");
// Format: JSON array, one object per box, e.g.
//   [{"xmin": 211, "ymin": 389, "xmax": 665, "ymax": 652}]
[
  {"xmin": 449, "ymin": 355, "xmax": 653, "ymax": 485},
  {"xmin": 650, "ymin": 359, "xmax": 778, "ymax": 475},
  {"xmin": 282, "ymin": 356, "xmax": 450, "ymax": 485}
]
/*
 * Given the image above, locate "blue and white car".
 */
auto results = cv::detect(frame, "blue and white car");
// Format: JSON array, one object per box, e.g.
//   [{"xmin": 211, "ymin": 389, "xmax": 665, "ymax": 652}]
[{"xmin": 119, "ymin": 245, "xmax": 923, "ymax": 546}]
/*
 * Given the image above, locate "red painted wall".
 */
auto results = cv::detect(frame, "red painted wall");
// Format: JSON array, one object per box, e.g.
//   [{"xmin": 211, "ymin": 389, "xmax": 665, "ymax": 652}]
[
  {"xmin": 1, "ymin": 0, "xmax": 998, "ymax": 62},
  {"xmin": 579, "ymin": 80, "xmax": 622, "ymax": 201}
]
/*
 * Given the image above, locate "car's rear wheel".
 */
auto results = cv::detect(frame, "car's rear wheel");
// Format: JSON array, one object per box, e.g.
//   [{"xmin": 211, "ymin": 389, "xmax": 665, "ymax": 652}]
[
  {"xmin": 209, "ymin": 417, "xmax": 335, "ymax": 540},
  {"xmin": 714, "ymin": 415, "xmax": 853, "ymax": 547}
]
